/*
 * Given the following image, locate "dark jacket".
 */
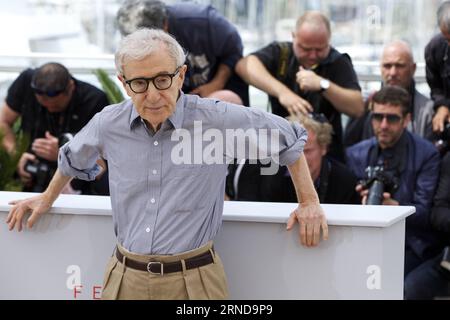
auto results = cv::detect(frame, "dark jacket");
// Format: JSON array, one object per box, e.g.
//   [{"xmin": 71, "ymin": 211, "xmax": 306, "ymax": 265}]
[
  {"xmin": 227, "ymin": 157, "xmax": 360, "ymax": 205},
  {"xmin": 431, "ymin": 152, "xmax": 450, "ymax": 239},
  {"xmin": 343, "ymin": 83, "xmax": 434, "ymax": 147},
  {"xmin": 425, "ymin": 33, "xmax": 450, "ymax": 110},
  {"xmin": 346, "ymin": 131, "xmax": 441, "ymax": 259},
  {"xmin": 167, "ymin": 3, "xmax": 248, "ymax": 105}
]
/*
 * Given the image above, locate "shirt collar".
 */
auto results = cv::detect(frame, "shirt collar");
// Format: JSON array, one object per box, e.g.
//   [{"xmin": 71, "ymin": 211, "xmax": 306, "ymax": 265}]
[{"xmin": 128, "ymin": 91, "xmax": 185, "ymax": 130}]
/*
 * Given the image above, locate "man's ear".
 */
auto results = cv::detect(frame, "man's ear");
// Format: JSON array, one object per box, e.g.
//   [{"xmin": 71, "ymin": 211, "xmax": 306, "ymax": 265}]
[
  {"xmin": 117, "ymin": 74, "xmax": 132, "ymax": 97},
  {"xmin": 117, "ymin": 74, "xmax": 126, "ymax": 89},
  {"xmin": 177, "ymin": 64, "xmax": 187, "ymax": 85},
  {"xmin": 66, "ymin": 79, "xmax": 75, "ymax": 96}
]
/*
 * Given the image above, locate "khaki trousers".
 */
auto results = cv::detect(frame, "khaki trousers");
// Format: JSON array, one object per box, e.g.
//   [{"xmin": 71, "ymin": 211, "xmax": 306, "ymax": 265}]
[{"xmin": 101, "ymin": 241, "xmax": 228, "ymax": 300}]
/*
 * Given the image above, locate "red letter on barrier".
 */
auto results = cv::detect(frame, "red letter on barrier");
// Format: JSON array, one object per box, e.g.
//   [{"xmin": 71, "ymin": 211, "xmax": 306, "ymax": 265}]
[
  {"xmin": 93, "ymin": 286, "xmax": 102, "ymax": 300},
  {"xmin": 74, "ymin": 285, "xmax": 83, "ymax": 299}
]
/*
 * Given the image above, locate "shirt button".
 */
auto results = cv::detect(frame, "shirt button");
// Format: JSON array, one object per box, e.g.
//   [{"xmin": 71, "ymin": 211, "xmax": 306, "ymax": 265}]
[
  {"xmin": 150, "ymin": 198, "xmax": 156, "ymax": 204},
  {"xmin": 154, "ymin": 141, "xmax": 159, "ymax": 146},
  {"xmin": 152, "ymin": 170, "xmax": 157, "ymax": 175},
  {"xmin": 146, "ymin": 227, "xmax": 150, "ymax": 233}
]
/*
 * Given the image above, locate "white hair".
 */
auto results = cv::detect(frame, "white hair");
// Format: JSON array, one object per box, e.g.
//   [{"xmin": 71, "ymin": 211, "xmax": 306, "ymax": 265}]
[
  {"xmin": 438, "ymin": 1, "xmax": 450, "ymax": 32},
  {"xmin": 115, "ymin": 28, "xmax": 186, "ymax": 74}
]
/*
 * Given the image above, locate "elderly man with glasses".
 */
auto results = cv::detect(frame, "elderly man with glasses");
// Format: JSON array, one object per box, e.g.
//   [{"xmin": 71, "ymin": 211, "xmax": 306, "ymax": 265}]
[
  {"xmin": 0, "ymin": 62, "xmax": 109, "ymax": 194},
  {"xmin": 6, "ymin": 29, "xmax": 328, "ymax": 300},
  {"xmin": 116, "ymin": 0, "xmax": 249, "ymax": 106},
  {"xmin": 346, "ymin": 86, "xmax": 442, "ymax": 293}
]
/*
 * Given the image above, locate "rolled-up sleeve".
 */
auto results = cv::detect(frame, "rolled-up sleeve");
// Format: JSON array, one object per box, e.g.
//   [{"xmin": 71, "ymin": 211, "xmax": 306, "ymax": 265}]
[
  {"xmin": 278, "ymin": 121, "xmax": 308, "ymax": 166},
  {"xmin": 58, "ymin": 113, "xmax": 102, "ymax": 181},
  {"xmin": 222, "ymin": 102, "xmax": 308, "ymax": 166}
]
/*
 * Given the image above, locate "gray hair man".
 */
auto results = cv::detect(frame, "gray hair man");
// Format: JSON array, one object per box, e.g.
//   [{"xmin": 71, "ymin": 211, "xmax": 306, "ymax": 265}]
[
  {"xmin": 6, "ymin": 29, "xmax": 328, "ymax": 300},
  {"xmin": 116, "ymin": 0, "xmax": 249, "ymax": 105}
]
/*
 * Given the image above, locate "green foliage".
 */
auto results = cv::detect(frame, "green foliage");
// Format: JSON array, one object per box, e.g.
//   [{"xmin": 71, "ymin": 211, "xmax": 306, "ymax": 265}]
[
  {"xmin": 0, "ymin": 128, "xmax": 30, "ymax": 191},
  {"xmin": 93, "ymin": 69, "xmax": 125, "ymax": 104}
]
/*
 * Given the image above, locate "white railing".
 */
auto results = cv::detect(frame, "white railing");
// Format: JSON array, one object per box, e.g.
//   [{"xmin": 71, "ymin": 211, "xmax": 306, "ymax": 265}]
[
  {"xmin": 0, "ymin": 52, "xmax": 428, "ymax": 82},
  {"xmin": 0, "ymin": 191, "xmax": 413, "ymax": 299}
]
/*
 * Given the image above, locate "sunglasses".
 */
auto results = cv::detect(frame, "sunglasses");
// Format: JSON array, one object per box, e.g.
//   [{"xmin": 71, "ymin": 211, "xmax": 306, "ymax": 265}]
[
  {"xmin": 31, "ymin": 83, "xmax": 67, "ymax": 97},
  {"xmin": 371, "ymin": 112, "xmax": 402, "ymax": 124},
  {"xmin": 308, "ymin": 112, "xmax": 329, "ymax": 124}
]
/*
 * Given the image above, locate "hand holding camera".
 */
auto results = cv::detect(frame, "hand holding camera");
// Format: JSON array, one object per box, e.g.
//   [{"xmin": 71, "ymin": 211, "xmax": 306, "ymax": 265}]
[
  {"xmin": 356, "ymin": 166, "xmax": 399, "ymax": 205},
  {"xmin": 434, "ymin": 121, "xmax": 450, "ymax": 155},
  {"xmin": 21, "ymin": 132, "xmax": 74, "ymax": 192},
  {"xmin": 31, "ymin": 131, "xmax": 59, "ymax": 162},
  {"xmin": 356, "ymin": 184, "xmax": 399, "ymax": 206},
  {"xmin": 17, "ymin": 152, "xmax": 36, "ymax": 187},
  {"xmin": 432, "ymin": 106, "xmax": 450, "ymax": 133}
]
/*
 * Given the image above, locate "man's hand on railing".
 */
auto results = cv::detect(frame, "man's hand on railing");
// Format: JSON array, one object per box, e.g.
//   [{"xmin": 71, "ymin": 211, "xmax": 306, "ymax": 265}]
[
  {"xmin": 6, "ymin": 194, "xmax": 53, "ymax": 232},
  {"xmin": 286, "ymin": 202, "xmax": 329, "ymax": 247}
]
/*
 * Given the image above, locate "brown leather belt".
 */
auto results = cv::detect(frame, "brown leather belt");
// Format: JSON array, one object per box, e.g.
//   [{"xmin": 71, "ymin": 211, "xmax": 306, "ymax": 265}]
[{"xmin": 115, "ymin": 247, "xmax": 215, "ymax": 275}]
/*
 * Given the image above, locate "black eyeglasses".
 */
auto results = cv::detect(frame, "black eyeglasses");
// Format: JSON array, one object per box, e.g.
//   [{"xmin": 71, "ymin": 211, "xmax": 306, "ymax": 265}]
[
  {"xmin": 31, "ymin": 82, "xmax": 68, "ymax": 97},
  {"xmin": 371, "ymin": 112, "xmax": 402, "ymax": 124},
  {"xmin": 124, "ymin": 67, "xmax": 181, "ymax": 94},
  {"xmin": 308, "ymin": 112, "xmax": 329, "ymax": 124}
]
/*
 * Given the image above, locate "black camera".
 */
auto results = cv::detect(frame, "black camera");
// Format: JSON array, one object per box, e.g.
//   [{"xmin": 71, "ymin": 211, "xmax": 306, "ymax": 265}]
[
  {"xmin": 24, "ymin": 160, "xmax": 54, "ymax": 192},
  {"xmin": 434, "ymin": 122, "xmax": 450, "ymax": 156},
  {"xmin": 442, "ymin": 246, "xmax": 450, "ymax": 272},
  {"xmin": 24, "ymin": 133, "xmax": 73, "ymax": 192},
  {"xmin": 360, "ymin": 166, "xmax": 399, "ymax": 205}
]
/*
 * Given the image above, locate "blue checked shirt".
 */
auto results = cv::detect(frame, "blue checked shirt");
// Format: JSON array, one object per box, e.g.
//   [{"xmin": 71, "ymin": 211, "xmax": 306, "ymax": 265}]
[{"xmin": 58, "ymin": 93, "xmax": 307, "ymax": 255}]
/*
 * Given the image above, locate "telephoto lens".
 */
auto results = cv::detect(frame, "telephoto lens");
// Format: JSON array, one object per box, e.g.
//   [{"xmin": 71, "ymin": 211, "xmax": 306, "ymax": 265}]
[{"xmin": 366, "ymin": 179, "xmax": 384, "ymax": 205}]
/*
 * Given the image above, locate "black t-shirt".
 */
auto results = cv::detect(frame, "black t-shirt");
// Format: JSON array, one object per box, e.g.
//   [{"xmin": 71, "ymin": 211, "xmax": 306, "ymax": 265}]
[
  {"xmin": 252, "ymin": 42, "xmax": 361, "ymax": 160},
  {"xmin": 167, "ymin": 3, "xmax": 249, "ymax": 105},
  {"xmin": 7, "ymin": 68, "xmax": 109, "ymax": 143},
  {"xmin": 6, "ymin": 68, "xmax": 110, "ymax": 194}
]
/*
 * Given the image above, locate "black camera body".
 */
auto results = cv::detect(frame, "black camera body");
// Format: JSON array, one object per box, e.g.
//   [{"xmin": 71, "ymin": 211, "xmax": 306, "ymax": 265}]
[
  {"xmin": 435, "ymin": 122, "xmax": 450, "ymax": 156},
  {"xmin": 360, "ymin": 166, "xmax": 399, "ymax": 205},
  {"xmin": 442, "ymin": 246, "xmax": 450, "ymax": 272},
  {"xmin": 24, "ymin": 159, "xmax": 54, "ymax": 192},
  {"xmin": 24, "ymin": 132, "xmax": 73, "ymax": 192}
]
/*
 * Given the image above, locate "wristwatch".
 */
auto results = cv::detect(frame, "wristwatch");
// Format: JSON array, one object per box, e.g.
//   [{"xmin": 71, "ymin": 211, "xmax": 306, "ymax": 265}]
[{"xmin": 320, "ymin": 79, "xmax": 330, "ymax": 93}]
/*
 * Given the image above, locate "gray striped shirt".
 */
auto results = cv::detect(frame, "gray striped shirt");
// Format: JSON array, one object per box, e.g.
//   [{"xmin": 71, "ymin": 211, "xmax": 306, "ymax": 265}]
[{"xmin": 58, "ymin": 93, "xmax": 307, "ymax": 255}]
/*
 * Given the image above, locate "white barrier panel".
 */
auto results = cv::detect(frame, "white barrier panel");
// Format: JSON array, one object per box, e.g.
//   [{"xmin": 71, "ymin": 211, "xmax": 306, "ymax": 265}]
[{"xmin": 0, "ymin": 191, "xmax": 414, "ymax": 300}]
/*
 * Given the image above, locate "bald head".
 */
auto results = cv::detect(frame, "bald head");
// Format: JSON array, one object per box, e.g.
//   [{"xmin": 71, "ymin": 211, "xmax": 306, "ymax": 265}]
[
  {"xmin": 296, "ymin": 11, "xmax": 331, "ymax": 36},
  {"xmin": 381, "ymin": 40, "xmax": 416, "ymax": 89},
  {"xmin": 292, "ymin": 11, "xmax": 331, "ymax": 68}
]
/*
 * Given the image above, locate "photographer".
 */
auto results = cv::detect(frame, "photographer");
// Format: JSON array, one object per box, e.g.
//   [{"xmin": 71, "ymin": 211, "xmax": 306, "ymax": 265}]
[
  {"xmin": 236, "ymin": 11, "xmax": 364, "ymax": 161},
  {"xmin": 227, "ymin": 113, "xmax": 360, "ymax": 205},
  {"xmin": 116, "ymin": 0, "xmax": 249, "ymax": 105},
  {"xmin": 344, "ymin": 40, "xmax": 434, "ymax": 147},
  {"xmin": 425, "ymin": 1, "xmax": 450, "ymax": 134},
  {"xmin": 0, "ymin": 62, "xmax": 109, "ymax": 194},
  {"xmin": 404, "ymin": 152, "xmax": 450, "ymax": 299},
  {"xmin": 346, "ymin": 86, "xmax": 442, "ymax": 280}
]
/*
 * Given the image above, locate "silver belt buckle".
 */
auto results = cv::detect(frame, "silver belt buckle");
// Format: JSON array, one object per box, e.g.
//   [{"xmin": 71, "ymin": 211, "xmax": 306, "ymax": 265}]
[{"xmin": 147, "ymin": 261, "xmax": 164, "ymax": 275}]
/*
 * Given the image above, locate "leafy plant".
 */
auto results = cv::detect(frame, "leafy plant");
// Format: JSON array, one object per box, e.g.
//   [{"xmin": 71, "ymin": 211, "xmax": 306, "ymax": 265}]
[
  {"xmin": 93, "ymin": 69, "xmax": 125, "ymax": 104},
  {"xmin": 0, "ymin": 128, "xmax": 30, "ymax": 191}
]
